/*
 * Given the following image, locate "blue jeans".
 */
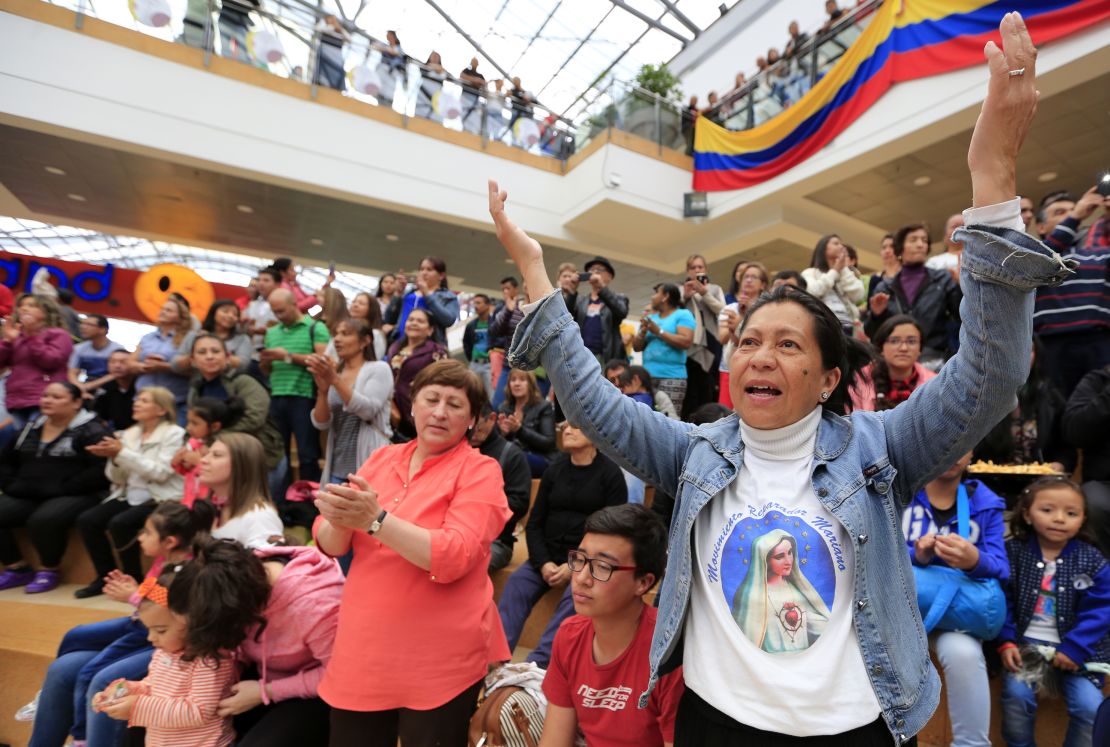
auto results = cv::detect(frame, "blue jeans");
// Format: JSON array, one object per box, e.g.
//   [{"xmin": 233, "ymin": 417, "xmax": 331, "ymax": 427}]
[
  {"xmin": 497, "ymin": 561, "xmax": 575, "ymax": 669},
  {"xmin": 30, "ymin": 625, "xmax": 152, "ymax": 747},
  {"xmin": 933, "ymin": 631, "xmax": 992, "ymax": 747},
  {"xmin": 491, "ymin": 367, "xmax": 511, "ymax": 410},
  {"xmin": 271, "ymin": 395, "xmax": 321, "ymax": 507},
  {"xmin": 1001, "ymin": 668, "xmax": 1102, "ymax": 747}
]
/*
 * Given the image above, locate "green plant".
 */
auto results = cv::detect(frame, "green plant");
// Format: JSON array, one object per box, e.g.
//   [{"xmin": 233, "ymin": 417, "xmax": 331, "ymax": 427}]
[
  {"xmin": 585, "ymin": 104, "xmax": 620, "ymax": 133},
  {"xmin": 633, "ymin": 63, "xmax": 683, "ymax": 105}
]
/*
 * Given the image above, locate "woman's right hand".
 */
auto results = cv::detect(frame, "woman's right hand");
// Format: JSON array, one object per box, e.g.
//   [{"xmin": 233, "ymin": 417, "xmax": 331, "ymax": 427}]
[
  {"xmin": 488, "ymin": 180, "xmax": 554, "ymax": 301},
  {"xmin": 306, "ymin": 354, "xmax": 337, "ymax": 388},
  {"xmin": 869, "ymin": 292, "xmax": 890, "ymax": 316}
]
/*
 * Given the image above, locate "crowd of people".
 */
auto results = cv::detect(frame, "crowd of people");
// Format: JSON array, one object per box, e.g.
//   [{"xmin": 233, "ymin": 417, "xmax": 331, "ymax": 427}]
[{"xmin": 1, "ymin": 14, "xmax": 1109, "ymax": 747}]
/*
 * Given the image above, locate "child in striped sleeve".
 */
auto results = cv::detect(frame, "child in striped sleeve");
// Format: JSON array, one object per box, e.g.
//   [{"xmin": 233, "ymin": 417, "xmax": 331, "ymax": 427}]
[{"xmin": 93, "ymin": 563, "xmax": 235, "ymax": 747}]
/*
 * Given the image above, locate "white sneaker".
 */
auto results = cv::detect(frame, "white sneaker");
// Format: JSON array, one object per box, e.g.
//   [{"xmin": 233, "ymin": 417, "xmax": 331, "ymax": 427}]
[{"xmin": 14, "ymin": 689, "xmax": 39, "ymax": 721}]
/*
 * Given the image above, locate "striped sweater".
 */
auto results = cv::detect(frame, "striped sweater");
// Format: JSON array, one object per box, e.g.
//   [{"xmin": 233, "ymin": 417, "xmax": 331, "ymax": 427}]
[
  {"xmin": 128, "ymin": 650, "xmax": 235, "ymax": 747},
  {"xmin": 1034, "ymin": 215, "xmax": 1110, "ymax": 336}
]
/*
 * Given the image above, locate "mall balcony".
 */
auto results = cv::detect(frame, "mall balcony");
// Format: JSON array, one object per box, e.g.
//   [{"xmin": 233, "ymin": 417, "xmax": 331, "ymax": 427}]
[{"xmin": 0, "ymin": 0, "xmax": 1107, "ymax": 306}]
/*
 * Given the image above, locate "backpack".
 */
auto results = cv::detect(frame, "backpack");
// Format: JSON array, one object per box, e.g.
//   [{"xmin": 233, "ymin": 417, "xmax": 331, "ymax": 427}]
[{"xmin": 467, "ymin": 686, "xmax": 543, "ymax": 747}]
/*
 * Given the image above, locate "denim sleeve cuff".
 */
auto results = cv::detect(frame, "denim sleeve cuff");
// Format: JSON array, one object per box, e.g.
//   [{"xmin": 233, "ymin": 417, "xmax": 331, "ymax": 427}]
[
  {"xmin": 953, "ymin": 224, "xmax": 1076, "ymax": 290},
  {"xmin": 507, "ymin": 290, "xmax": 576, "ymax": 371}
]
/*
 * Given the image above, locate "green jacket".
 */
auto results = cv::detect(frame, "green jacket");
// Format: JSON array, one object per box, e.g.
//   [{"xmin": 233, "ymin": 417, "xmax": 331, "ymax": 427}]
[{"xmin": 187, "ymin": 370, "xmax": 285, "ymax": 471}]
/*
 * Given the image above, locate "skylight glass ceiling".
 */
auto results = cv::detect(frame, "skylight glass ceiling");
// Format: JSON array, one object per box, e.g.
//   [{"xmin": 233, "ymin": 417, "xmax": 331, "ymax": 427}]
[{"xmin": 318, "ymin": 0, "xmax": 739, "ymax": 119}]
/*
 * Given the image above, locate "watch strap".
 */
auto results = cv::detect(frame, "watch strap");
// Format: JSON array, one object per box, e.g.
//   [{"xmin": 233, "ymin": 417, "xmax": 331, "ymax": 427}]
[{"xmin": 368, "ymin": 509, "xmax": 388, "ymax": 534}]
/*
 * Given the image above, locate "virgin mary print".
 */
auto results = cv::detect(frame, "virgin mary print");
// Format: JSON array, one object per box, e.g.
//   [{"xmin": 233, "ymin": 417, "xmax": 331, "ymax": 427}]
[{"xmin": 731, "ymin": 528, "xmax": 831, "ymax": 653}]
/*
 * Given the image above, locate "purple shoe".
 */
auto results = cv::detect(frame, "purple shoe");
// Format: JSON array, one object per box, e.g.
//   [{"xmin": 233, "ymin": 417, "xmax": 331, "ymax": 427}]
[
  {"xmin": 25, "ymin": 570, "xmax": 60, "ymax": 594},
  {"xmin": 0, "ymin": 567, "xmax": 35, "ymax": 591}
]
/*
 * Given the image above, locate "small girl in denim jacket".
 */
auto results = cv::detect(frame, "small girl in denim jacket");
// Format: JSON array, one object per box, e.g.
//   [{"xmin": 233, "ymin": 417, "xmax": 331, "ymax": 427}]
[{"xmin": 998, "ymin": 476, "xmax": 1110, "ymax": 747}]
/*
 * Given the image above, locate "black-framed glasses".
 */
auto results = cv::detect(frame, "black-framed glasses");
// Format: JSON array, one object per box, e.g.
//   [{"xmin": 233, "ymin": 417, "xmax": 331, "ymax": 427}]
[{"xmin": 567, "ymin": 550, "xmax": 637, "ymax": 582}]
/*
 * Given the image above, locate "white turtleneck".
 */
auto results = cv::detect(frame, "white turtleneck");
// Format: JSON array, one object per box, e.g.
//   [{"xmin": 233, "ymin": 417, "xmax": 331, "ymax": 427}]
[{"xmin": 684, "ymin": 406, "xmax": 881, "ymax": 736}]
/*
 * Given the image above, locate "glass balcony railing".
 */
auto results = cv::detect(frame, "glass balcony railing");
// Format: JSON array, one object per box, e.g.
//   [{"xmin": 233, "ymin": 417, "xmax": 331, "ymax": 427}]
[
  {"xmin": 701, "ymin": 0, "xmax": 880, "ymax": 135},
  {"xmin": 44, "ymin": 0, "xmax": 578, "ymax": 160},
  {"xmin": 566, "ymin": 0, "xmax": 879, "ymax": 157},
  {"xmin": 36, "ymin": 0, "xmax": 878, "ymax": 162}
]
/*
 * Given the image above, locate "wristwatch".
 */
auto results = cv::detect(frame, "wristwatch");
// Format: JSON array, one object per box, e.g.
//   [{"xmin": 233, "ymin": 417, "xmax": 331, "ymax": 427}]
[
  {"xmin": 284, "ymin": 352, "xmax": 294, "ymax": 365},
  {"xmin": 367, "ymin": 509, "xmax": 388, "ymax": 535}
]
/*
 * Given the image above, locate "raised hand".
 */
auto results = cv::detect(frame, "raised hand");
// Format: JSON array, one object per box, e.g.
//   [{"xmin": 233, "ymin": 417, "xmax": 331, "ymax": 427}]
[
  {"xmin": 488, "ymin": 180, "xmax": 554, "ymax": 301},
  {"xmin": 869, "ymin": 292, "xmax": 890, "ymax": 316},
  {"xmin": 967, "ymin": 12, "xmax": 1038, "ymax": 207}
]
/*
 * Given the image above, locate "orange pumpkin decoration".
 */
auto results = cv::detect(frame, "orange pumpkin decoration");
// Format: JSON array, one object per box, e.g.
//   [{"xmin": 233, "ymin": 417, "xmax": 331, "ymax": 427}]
[{"xmin": 134, "ymin": 264, "xmax": 215, "ymax": 324}]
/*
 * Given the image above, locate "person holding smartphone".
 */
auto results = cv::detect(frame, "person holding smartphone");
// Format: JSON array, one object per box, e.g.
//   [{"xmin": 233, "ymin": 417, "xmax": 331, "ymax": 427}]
[
  {"xmin": 1033, "ymin": 176, "xmax": 1110, "ymax": 396},
  {"xmin": 680, "ymin": 255, "xmax": 725, "ymax": 417},
  {"xmin": 572, "ymin": 257, "xmax": 628, "ymax": 366}
]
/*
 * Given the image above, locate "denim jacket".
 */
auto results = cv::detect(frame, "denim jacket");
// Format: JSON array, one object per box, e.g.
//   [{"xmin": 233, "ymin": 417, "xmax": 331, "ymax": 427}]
[{"xmin": 508, "ymin": 224, "xmax": 1071, "ymax": 741}]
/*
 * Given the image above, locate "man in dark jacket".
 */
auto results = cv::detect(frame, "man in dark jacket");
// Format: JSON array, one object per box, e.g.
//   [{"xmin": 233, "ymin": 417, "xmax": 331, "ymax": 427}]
[
  {"xmin": 865, "ymin": 223, "xmax": 961, "ymax": 367},
  {"xmin": 1062, "ymin": 365, "xmax": 1110, "ymax": 558},
  {"xmin": 471, "ymin": 403, "xmax": 531, "ymax": 571},
  {"xmin": 574, "ymin": 256, "xmax": 629, "ymax": 365},
  {"xmin": 462, "ymin": 293, "xmax": 494, "ymax": 398},
  {"xmin": 490, "ymin": 278, "xmax": 524, "ymax": 409}
]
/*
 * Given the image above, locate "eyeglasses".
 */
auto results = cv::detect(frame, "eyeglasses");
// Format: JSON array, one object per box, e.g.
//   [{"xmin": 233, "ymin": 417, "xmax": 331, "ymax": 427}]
[
  {"xmin": 883, "ymin": 337, "xmax": 921, "ymax": 348},
  {"xmin": 567, "ymin": 550, "xmax": 637, "ymax": 582}
]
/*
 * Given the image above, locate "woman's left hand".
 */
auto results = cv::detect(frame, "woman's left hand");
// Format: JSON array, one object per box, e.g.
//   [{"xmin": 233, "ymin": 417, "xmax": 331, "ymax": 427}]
[
  {"xmin": 86, "ymin": 437, "xmax": 123, "ymax": 458},
  {"xmin": 933, "ymin": 533, "xmax": 980, "ymax": 571},
  {"xmin": 967, "ymin": 11, "xmax": 1038, "ymax": 206},
  {"xmin": 315, "ymin": 474, "xmax": 381, "ymax": 532},
  {"xmin": 216, "ymin": 680, "xmax": 264, "ymax": 717}
]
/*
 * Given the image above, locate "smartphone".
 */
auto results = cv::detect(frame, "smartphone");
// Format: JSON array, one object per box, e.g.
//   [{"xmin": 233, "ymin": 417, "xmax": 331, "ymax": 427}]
[
  {"xmin": 697, "ymin": 274, "xmax": 709, "ymax": 285},
  {"xmin": 578, "ymin": 272, "xmax": 592, "ymax": 282},
  {"xmin": 1097, "ymin": 170, "xmax": 1110, "ymax": 198}
]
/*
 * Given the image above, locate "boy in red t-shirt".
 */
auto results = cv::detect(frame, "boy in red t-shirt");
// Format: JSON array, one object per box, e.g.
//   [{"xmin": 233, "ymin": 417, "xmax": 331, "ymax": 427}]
[{"xmin": 540, "ymin": 504, "xmax": 683, "ymax": 747}]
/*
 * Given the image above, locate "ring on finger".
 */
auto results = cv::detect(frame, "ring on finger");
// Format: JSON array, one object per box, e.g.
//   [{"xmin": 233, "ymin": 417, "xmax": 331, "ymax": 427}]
[{"xmin": 1008, "ymin": 67, "xmax": 1026, "ymax": 77}]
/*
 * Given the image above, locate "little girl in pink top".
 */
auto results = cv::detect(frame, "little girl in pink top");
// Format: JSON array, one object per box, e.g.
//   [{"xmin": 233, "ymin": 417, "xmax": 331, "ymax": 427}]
[
  {"xmin": 173, "ymin": 398, "xmax": 236, "ymax": 508},
  {"xmin": 94, "ymin": 564, "xmax": 235, "ymax": 747}
]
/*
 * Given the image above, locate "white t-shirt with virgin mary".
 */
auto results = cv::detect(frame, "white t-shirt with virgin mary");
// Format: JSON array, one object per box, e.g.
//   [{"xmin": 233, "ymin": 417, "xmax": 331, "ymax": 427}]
[{"xmin": 683, "ymin": 406, "xmax": 880, "ymax": 735}]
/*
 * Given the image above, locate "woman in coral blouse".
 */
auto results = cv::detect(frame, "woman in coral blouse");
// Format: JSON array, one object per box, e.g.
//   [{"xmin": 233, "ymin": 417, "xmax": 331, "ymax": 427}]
[{"xmin": 313, "ymin": 359, "xmax": 511, "ymax": 746}]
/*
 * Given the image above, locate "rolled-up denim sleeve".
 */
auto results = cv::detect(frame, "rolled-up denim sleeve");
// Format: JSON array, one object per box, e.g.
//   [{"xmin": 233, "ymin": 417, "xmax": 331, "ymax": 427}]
[
  {"xmin": 508, "ymin": 291, "xmax": 690, "ymax": 495},
  {"xmin": 883, "ymin": 202, "xmax": 1074, "ymax": 499}
]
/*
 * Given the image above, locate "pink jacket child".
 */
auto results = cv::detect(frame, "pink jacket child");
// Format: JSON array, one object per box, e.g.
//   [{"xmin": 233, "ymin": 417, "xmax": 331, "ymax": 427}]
[
  {"xmin": 173, "ymin": 437, "xmax": 210, "ymax": 509},
  {"xmin": 0, "ymin": 327, "xmax": 73, "ymax": 409},
  {"xmin": 239, "ymin": 546, "xmax": 345, "ymax": 704}
]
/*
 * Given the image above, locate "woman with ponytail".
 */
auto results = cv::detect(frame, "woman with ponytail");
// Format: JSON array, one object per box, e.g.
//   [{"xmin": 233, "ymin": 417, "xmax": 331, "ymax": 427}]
[{"xmin": 170, "ymin": 539, "xmax": 345, "ymax": 747}]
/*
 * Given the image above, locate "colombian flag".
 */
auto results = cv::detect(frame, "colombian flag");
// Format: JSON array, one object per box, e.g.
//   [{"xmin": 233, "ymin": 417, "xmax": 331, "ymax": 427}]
[{"xmin": 693, "ymin": 0, "xmax": 1110, "ymax": 192}]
